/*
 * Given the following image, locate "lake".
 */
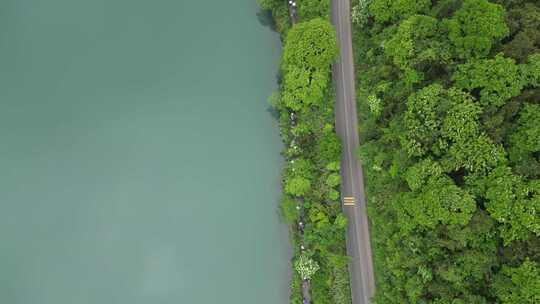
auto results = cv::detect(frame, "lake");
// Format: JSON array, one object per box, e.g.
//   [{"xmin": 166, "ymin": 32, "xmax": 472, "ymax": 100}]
[{"xmin": 0, "ymin": 0, "xmax": 290, "ymax": 303}]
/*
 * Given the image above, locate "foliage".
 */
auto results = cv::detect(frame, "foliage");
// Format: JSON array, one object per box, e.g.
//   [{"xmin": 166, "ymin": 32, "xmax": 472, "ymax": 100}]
[
  {"xmin": 385, "ymin": 14, "xmax": 450, "ymax": 84},
  {"xmin": 282, "ymin": 19, "xmax": 338, "ymax": 70},
  {"xmin": 484, "ymin": 166, "xmax": 540, "ymax": 243},
  {"xmin": 396, "ymin": 175, "xmax": 476, "ymax": 232},
  {"xmin": 493, "ymin": 259, "xmax": 540, "ymax": 303},
  {"xmin": 352, "ymin": 0, "xmax": 372, "ymax": 27},
  {"xmin": 522, "ymin": 53, "xmax": 540, "ymax": 87},
  {"xmin": 282, "ymin": 18, "xmax": 338, "ymax": 111},
  {"xmin": 281, "ymin": 196, "xmax": 300, "ymax": 224},
  {"xmin": 294, "ymin": 253, "xmax": 320, "ymax": 280},
  {"xmin": 256, "ymin": 0, "xmax": 290, "ymax": 33},
  {"xmin": 445, "ymin": 0, "xmax": 509, "ymax": 58},
  {"xmin": 453, "ymin": 54, "xmax": 524, "ymax": 107},
  {"xmin": 509, "ymin": 103, "xmax": 540, "ymax": 178},
  {"xmin": 296, "ymin": 0, "xmax": 330, "ymax": 21},
  {"xmin": 502, "ymin": 3, "xmax": 540, "ymax": 63},
  {"xmin": 352, "ymin": 0, "xmax": 540, "ymax": 302},
  {"xmin": 402, "ymin": 83, "xmax": 449, "ymax": 157},
  {"xmin": 366, "ymin": 94, "xmax": 382, "ymax": 117},
  {"xmin": 285, "ymin": 177, "xmax": 311, "ymax": 196},
  {"xmin": 369, "ymin": 0, "xmax": 431, "ymax": 24}
]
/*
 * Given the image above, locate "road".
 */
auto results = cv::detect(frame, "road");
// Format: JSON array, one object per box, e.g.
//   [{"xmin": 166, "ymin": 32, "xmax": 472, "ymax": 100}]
[{"xmin": 330, "ymin": 0, "xmax": 376, "ymax": 303}]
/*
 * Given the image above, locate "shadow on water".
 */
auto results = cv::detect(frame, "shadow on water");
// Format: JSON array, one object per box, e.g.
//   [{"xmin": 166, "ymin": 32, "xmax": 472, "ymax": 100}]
[
  {"xmin": 275, "ymin": 69, "xmax": 283, "ymax": 87},
  {"xmin": 266, "ymin": 69, "xmax": 284, "ymax": 121},
  {"xmin": 267, "ymin": 105, "xmax": 280, "ymax": 120},
  {"xmin": 256, "ymin": 8, "xmax": 281, "ymax": 122},
  {"xmin": 256, "ymin": 8, "xmax": 277, "ymax": 31}
]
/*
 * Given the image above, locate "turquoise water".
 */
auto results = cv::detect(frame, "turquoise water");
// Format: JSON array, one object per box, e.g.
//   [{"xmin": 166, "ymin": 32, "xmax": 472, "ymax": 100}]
[{"xmin": 0, "ymin": 0, "xmax": 290, "ymax": 303}]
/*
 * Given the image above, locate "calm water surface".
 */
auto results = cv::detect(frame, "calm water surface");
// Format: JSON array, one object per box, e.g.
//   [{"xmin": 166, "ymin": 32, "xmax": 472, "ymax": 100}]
[{"xmin": 0, "ymin": 0, "xmax": 289, "ymax": 303}]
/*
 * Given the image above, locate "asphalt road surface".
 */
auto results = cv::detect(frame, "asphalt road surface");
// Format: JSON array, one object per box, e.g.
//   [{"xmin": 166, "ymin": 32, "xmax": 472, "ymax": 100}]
[{"xmin": 330, "ymin": 0, "xmax": 376, "ymax": 303}]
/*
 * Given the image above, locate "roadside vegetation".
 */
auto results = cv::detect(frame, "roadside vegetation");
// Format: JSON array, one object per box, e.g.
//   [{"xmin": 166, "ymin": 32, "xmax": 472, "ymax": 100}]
[
  {"xmin": 257, "ymin": 0, "xmax": 353, "ymax": 303},
  {"xmin": 351, "ymin": 0, "xmax": 540, "ymax": 303}
]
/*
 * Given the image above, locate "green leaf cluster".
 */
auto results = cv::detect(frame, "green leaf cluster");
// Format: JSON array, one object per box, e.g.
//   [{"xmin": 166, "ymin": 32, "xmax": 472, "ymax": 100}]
[
  {"xmin": 281, "ymin": 18, "xmax": 338, "ymax": 111},
  {"xmin": 493, "ymin": 259, "xmax": 540, "ymax": 304},
  {"xmin": 370, "ymin": 0, "xmax": 431, "ymax": 24},
  {"xmin": 446, "ymin": 0, "xmax": 509, "ymax": 58}
]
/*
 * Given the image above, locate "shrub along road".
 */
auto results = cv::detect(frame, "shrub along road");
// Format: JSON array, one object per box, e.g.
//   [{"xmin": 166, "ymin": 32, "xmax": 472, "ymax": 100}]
[{"xmin": 330, "ymin": 0, "xmax": 375, "ymax": 303}]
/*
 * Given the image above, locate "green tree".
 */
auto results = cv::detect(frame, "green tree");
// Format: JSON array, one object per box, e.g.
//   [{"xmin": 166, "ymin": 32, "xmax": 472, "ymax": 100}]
[
  {"xmin": 444, "ymin": 133, "xmax": 507, "ymax": 174},
  {"xmin": 385, "ymin": 14, "xmax": 450, "ymax": 84},
  {"xmin": 484, "ymin": 166, "xmax": 540, "ymax": 243},
  {"xmin": 316, "ymin": 128, "xmax": 342, "ymax": 165},
  {"xmin": 281, "ymin": 196, "xmax": 300, "ymax": 224},
  {"xmin": 325, "ymin": 173, "xmax": 341, "ymax": 188},
  {"xmin": 502, "ymin": 4, "xmax": 540, "ymax": 63},
  {"xmin": 452, "ymin": 54, "xmax": 524, "ymax": 107},
  {"xmin": 522, "ymin": 53, "xmax": 540, "ymax": 87},
  {"xmin": 506, "ymin": 102, "xmax": 540, "ymax": 181},
  {"xmin": 352, "ymin": 0, "xmax": 373, "ymax": 27},
  {"xmin": 282, "ymin": 65, "xmax": 329, "ymax": 110},
  {"xmin": 441, "ymin": 88, "xmax": 483, "ymax": 142},
  {"xmin": 256, "ymin": 0, "xmax": 279, "ymax": 9},
  {"xmin": 281, "ymin": 18, "xmax": 338, "ymax": 111},
  {"xmin": 404, "ymin": 158, "xmax": 443, "ymax": 191},
  {"xmin": 509, "ymin": 104, "xmax": 540, "ymax": 161},
  {"xmin": 285, "ymin": 176, "xmax": 312, "ymax": 197},
  {"xmin": 493, "ymin": 259, "xmax": 540, "ymax": 303},
  {"xmin": 396, "ymin": 176, "xmax": 477, "ymax": 232},
  {"xmin": 349, "ymin": 0, "xmax": 540, "ymax": 302},
  {"xmin": 284, "ymin": 158, "xmax": 315, "ymax": 197},
  {"xmin": 403, "ymin": 84, "xmax": 449, "ymax": 157},
  {"xmin": 369, "ymin": 0, "xmax": 431, "ymax": 24},
  {"xmin": 446, "ymin": 0, "xmax": 509, "ymax": 58},
  {"xmin": 256, "ymin": 0, "xmax": 290, "ymax": 33},
  {"xmin": 283, "ymin": 18, "xmax": 338, "ymax": 70},
  {"xmin": 296, "ymin": 0, "xmax": 330, "ymax": 21}
]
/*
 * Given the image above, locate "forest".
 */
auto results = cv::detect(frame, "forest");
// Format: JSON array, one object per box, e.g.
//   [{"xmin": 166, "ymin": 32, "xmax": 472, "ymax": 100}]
[
  {"xmin": 258, "ymin": 0, "xmax": 352, "ymax": 303},
  {"xmin": 352, "ymin": 0, "xmax": 540, "ymax": 303}
]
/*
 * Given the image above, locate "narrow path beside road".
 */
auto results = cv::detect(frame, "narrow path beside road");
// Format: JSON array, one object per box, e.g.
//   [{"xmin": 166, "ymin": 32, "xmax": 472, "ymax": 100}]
[{"xmin": 330, "ymin": 0, "xmax": 376, "ymax": 303}]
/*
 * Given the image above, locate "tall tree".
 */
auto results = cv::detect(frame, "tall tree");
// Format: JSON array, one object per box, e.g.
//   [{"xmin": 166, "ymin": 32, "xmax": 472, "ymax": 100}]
[
  {"xmin": 446, "ymin": 0, "xmax": 509, "ymax": 58},
  {"xmin": 493, "ymin": 259, "xmax": 540, "ymax": 304}
]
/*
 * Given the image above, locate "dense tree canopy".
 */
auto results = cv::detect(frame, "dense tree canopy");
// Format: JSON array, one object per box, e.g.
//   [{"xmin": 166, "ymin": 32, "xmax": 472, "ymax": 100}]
[
  {"xmin": 282, "ymin": 19, "xmax": 338, "ymax": 70},
  {"xmin": 446, "ymin": 0, "xmax": 509, "ymax": 58},
  {"xmin": 502, "ymin": 3, "xmax": 540, "ymax": 63},
  {"xmin": 281, "ymin": 18, "xmax": 338, "ymax": 111},
  {"xmin": 352, "ymin": 0, "xmax": 540, "ymax": 302},
  {"xmin": 484, "ymin": 166, "xmax": 540, "ymax": 243},
  {"xmin": 493, "ymin": 259, "xmax": 540, "ymax": 304},
  {"xmin": 370, "ymin": 0, "xmax": 431, "ymax": 24},
  {"xmin": 453, "ymin": 54, "xmax": 524, "ymax": 107},
  {"xmin": 295, "ymin": 0, "xmax": 330, "ymax": 20}
]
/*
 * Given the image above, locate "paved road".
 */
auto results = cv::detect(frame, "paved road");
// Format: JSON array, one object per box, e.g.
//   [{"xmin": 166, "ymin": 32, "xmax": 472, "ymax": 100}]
[{"xmin": 330, "ymin": 0, "xmax": 376, "ymax": 303}]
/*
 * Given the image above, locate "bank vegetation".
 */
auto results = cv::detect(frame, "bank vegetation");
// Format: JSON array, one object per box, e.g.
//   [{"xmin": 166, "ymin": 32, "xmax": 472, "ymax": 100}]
[{"xmin": 258, "ymin": 0, "xmax": 353, "ymax": 303}]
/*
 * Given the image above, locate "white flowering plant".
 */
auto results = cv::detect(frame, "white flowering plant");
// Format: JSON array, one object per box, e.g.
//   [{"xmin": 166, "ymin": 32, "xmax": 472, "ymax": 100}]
[{"xmin": 294, "ymin": 253, "xmax": 320, "ymax": 280}]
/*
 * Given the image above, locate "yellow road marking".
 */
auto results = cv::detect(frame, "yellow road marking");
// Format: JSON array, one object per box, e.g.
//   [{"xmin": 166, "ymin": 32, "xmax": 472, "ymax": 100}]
[{"xmin": 343, "ymin": 196, "xmax": 355, "ymax": 206}]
